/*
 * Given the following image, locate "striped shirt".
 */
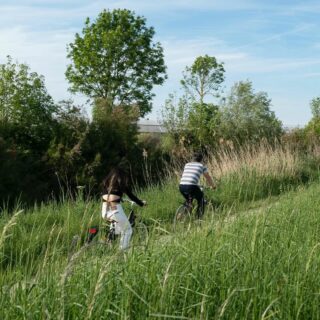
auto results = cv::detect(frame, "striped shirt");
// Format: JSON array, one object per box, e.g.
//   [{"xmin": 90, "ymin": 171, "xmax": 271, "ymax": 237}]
[{"xmin": 180, "ymin": 162, "xmax": 208, "ymax": 185}]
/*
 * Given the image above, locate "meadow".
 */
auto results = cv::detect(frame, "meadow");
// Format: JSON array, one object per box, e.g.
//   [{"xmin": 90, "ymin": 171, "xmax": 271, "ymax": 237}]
[{"xmin": 1, "ymin": 143, "xmax": 320, "ymax": 319}]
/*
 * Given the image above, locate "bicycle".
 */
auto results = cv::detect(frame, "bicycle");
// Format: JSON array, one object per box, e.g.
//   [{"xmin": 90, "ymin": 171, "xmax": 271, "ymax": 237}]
[
  {"xmin": 107, "ymin": 199, "xmax": 149, "ymax": 248},
  {"xmin": 69, "ymin": 199, "xmax": 148, "ymax": 259},
  {"xmin": 173, "ymin": 186, "xmax": 209, "ymax": 232}
]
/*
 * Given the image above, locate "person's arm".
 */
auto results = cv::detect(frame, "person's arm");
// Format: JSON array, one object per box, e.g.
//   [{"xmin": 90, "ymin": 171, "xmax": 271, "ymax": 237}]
[
  {"xmin": 125, "ymin": 187, "xmax": 145, "ymax": 207},
  {"xmin": 203, "ymin": 172, "xmax": 217, "ymax": 189}
]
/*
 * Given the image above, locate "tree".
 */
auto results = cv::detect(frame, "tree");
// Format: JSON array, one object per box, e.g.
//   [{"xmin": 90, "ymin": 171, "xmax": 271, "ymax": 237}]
[
  {"xmin": 47, "ymin": 100, "xmax": 89, "ymax": 181},
  {"xmin": 310, "ymin": 97, "xmax": 320, "ymax": 119},
  {"xmin": 66, "ymin": 9, "xmax": 167, "ymax": 116},
  {"xmin": 0, "ymin": 56, "xmax": 57, "ymax": 153},
  {"xmin": 304, "ymin": 96, "xmax": 320, "ymax": 140},
  {"xmin": 187, "ymin": 102, "xmax": 221, "ymax": 147},
  {"xmin": 181, "ymin": 55, "xmax": 225, "ymax": 104},
  {"xmin": 161, "ymin": 93, "xmax": 191, "ymax": 134},
  {"xmin": 162, "ymin": 55, "xmax": 225, "ymax": 151},
  {"xmin": 78, "ymin": 98, "xmax": 141, "ymax": 187},
  {"xmin": 219, "ymin": 80, "xmax": 283, "ymax": 145},
  {"xmin": 180, "ymin": 55, "xmax": 224, "ymax": 149}
]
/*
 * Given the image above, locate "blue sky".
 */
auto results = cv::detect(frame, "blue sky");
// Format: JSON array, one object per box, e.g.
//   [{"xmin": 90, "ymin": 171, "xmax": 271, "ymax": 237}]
[{"xmin": 1, "ymin": 0, "xmax": 320, "ymax": 126}]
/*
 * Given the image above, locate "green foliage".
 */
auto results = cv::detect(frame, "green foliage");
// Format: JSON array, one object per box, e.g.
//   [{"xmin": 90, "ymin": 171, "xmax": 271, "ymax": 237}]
[
  {"xmin": 162, "ymin": 98, "xmax": 221, "ymax": 152},
  {"xmin": 0, "ymin": 56, "xmax": 57, "ymax": 153},
  {"xmin": 0, "ymin": 57, "xmax": 60, "ymax": 206},
  {"xmin": 66, "ymin": 9, "xmax": 167, "ymax": 116},
  {"xmin": 77, "ymin": 98, "xmax": 142, "ymax": 188},
  {"xmin": 163, "ymin": 67, "xmax": 284, "ymax": 152},
  {"xmin": 219, "ymin": 80, "xmax": 283, "ymax": 145},
  {"xmin": 304, "ymin": 118, "xmax": 320, "ymax": 143},
  {"xmin": 162, "ymin": 98, "xmax": 221, "ymax": 151},
  {"xmin": 181, "ymin": 54, "xmax": 225, "ymax": 103},
  {"xmin": 161, "ymin": 93, "xmax": 191, "ymax": 153},
  {"xmin": 46, "ymin": 100, "xmax": 89, "ymax": 184},
  {"xmin": 310, "ymin": 96, "xmax": 320, "ymax": 119},
  {"xmin": 303, "ymin": 97, "xmax": 320, "ymax": 145},
  {"xmin": 286, "ymin": 96, "xmax": 320, "ymax": 151},
  {"xmin": 187, "ymin": 102, "xmax": 221, "ymax": 147},
  {"xmin": 162, "ymin": 55, "xmax": 225, "ymax": 152},
  {"xmin": 0, "ymin": 136, "xmax": 57, "ymax": 206}
]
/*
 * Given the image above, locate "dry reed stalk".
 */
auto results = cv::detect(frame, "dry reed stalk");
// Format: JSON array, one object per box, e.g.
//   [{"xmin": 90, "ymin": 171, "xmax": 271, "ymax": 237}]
[
  {"xmin": 0, "ymin": 210, "xmax": 23, "ymax": 251},
  {"xmin": 207, "ymin": 142, "xmax": 299, "ymax": 179}
]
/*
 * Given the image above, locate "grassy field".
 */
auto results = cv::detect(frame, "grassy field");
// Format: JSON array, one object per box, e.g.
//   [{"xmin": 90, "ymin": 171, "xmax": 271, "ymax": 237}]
[{"xmin": 1, "ymin": 145, "xmax": 320, "ymax": 319}]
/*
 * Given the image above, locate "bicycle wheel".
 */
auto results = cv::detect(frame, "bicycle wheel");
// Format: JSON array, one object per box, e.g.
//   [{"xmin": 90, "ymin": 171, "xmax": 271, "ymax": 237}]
[
  {"xmin": 132, "ymin": 222, "xmax": 149, "ymax": 247},
  {"xmin": 173, "ymin": 204, "xmax": 192, "ymax": 232}
]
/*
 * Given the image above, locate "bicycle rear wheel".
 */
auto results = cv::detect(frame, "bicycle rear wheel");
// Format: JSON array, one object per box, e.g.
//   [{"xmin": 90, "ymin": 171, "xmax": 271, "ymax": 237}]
[
  {"xmin": 132, "ymin": 222, "xmax": 149, "ymax": 248},
  {"xmin": 173, "ymin": 204, "xmax": 192, "ymax": 232}
]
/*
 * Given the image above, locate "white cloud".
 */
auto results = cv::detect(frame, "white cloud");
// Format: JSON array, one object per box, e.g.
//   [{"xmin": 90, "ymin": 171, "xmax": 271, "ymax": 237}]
[
  {"xmin": 0, "ymin": 4, "xmax": 93, "ymax": 28},
  {"xmin": 0, "ymin": 0, "xmax": 268, "ymax": 28},
  {"xmin": 302, "ymin": 72, "xmax": 320, "ymax": 78},
  {"xmin": 161, "ymin": 36, "xmax": 320, "ymax": 76}
]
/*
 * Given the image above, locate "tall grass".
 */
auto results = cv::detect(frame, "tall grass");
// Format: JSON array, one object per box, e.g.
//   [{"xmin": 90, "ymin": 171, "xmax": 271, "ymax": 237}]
[
  {"xmin": 2, "ymin": 184, "xmax": 320, "ymax": 319},
  {"xmin": 209, "ymin": 142, "xmax": 300, "ymax": 177},
  {"xmin": 1, "ymin": 143, "xmax": 320, "ymax": 319},
  {"xmin": 207, "ymin": 142, "xmax": 320, "ymax": 207}
]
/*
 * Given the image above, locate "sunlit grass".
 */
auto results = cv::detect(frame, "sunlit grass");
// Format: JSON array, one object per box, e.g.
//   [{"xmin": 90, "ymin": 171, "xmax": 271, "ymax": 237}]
[{"xmin": 1, "ymin": 144, "xmax": 320, "ymax": 319}]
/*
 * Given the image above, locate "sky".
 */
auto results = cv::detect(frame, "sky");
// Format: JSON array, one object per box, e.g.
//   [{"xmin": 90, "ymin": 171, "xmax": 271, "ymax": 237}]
[{"xmin": 1, "ymin": 0, "xmax": 320, "ymax": 127}]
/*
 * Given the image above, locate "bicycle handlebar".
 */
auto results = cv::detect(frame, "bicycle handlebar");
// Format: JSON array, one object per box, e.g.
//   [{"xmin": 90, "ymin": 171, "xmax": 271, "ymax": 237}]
[
  {"xmin": 199, "ymin": 185, "xmax": 212, "ymax": 191},
  {"xmin": 122, "ymin": 198, "xmax": 147, "ymax": 207},
  {"xmin": 122, "ymin": 198, "xmax": 137, "ymax": 206}
]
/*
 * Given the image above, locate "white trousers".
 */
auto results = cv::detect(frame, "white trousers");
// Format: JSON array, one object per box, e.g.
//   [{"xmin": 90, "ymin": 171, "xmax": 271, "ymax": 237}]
[{"xmin": 101, "ymin": 203, "xmax": 133, "ymax": 250}]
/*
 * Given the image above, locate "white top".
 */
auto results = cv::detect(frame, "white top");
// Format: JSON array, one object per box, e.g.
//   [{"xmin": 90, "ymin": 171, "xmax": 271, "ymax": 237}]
[{"xmin": 180, "ymin": 162, "xmax": 208, "ymax": 185}]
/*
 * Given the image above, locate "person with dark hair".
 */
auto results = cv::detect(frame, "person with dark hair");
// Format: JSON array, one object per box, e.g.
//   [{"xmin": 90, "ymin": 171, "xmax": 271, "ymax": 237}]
[
  {"xmin": 179, "ymin": 152, "xmax": 216, "ymax": 218},
  {"xmin": 101, "ymin": 160, "xmax": 146, "ymax": 250}
]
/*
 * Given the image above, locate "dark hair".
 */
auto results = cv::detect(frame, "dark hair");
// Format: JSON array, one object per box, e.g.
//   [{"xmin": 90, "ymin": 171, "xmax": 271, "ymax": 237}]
[
  {"xmin": 102, "ymin": 167, "xmax": 129, "ymax": 194},
  {"xmin": 193, "ymin": 151, "xmax": 203, "ymax": 162}
]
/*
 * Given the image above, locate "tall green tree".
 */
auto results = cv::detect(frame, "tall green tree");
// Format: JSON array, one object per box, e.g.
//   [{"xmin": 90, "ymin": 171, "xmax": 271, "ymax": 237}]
[
  {"xmin": 0, "ymin": 56, "xmax": 59, "ymax": 205},
  {"xmin": 66, "ymin": 9, "xmax": 167, "ymax": 116},
  {"xmin": 220, "ymin": 80, "xmax": 283, "ymax": 145},
  {"xmin": 0, "ymin": 56, "xmax": 57, "ymax": 153}
]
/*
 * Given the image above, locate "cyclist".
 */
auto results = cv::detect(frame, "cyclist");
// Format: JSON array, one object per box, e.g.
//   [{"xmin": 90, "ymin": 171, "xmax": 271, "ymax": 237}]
[
  {"xmin": 179, "ymin": 151, "xmax": 216, "ymax": 218},
  {"xmin": 101, "ymin": 159, "xmax": 146, "ymax": 250}
]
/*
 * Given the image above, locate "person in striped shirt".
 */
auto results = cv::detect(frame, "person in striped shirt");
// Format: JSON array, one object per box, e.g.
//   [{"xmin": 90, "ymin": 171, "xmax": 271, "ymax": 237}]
[{"xmin": 179, "ymin": 152, "xmax": 216, "ymax": 218}]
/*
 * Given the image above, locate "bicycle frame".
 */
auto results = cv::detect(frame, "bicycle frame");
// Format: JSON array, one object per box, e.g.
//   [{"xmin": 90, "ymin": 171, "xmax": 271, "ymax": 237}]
[
  {"xmin": 176, "ymin": 185, "xmax": 209, "ymax": 225},
  {"xmin": 107, "ymin": 199, "xmax": 137, "ymax": 242},
  {"xmin": 183, "ymin": 186, "xmax": 207, "ymax": 210}
]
